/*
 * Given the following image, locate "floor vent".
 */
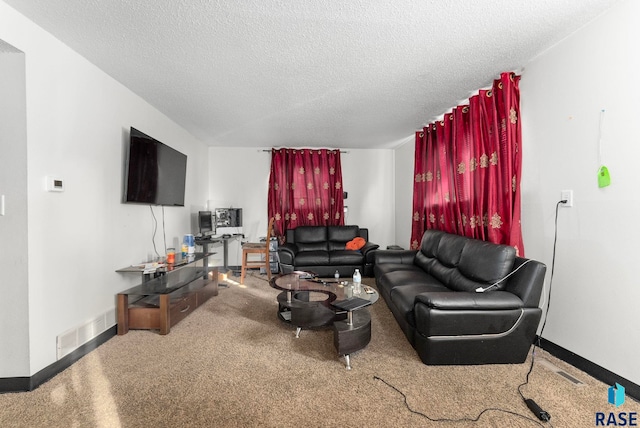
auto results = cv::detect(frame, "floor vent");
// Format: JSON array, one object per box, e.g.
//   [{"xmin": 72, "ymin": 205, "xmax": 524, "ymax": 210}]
[
  {"xmin": 56, "ymin": 308, "xmax": 116, "ymax": 360},
  {"xmin": 538, "ymin": 358, "xmax": 585, "ymax": 386},
  {"xmin": 557, "ymin": 370, "xmax": 585, "ymax": 385}
]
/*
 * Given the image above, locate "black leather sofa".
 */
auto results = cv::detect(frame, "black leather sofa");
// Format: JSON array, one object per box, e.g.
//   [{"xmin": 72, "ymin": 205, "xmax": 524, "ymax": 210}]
[
  {"xmin": 374, "ymin": 229, "xmax": 546, "ymax": 365},
  {"xmin": 278, "ymin": 225, "xmax": 379, "ymax": 277}
]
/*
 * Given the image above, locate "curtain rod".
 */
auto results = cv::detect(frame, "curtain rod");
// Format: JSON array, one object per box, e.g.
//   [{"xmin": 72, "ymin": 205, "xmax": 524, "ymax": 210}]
[{"xmin": 262, "ymin": 149, "xmax": 349, "ymax": 153}]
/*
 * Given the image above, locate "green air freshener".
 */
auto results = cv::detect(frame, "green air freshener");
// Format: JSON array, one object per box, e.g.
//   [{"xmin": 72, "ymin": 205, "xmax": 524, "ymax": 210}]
[{"xmin": 598, "ymin": 166, "xmax": 610, "ymax": 188}]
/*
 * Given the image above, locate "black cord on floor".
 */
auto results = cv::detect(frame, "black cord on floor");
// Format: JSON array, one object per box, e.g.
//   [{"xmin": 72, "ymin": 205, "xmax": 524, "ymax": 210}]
[
  {"xmin": 517, "ymin": 200, "xmax": 562, "ymax": 420},
  {"xmin": 373, "ymin": 375, "xmax": 547, "ymax": 427}
]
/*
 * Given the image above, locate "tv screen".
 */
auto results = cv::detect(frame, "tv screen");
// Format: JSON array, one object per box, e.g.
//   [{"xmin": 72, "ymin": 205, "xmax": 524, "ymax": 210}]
[{"xmin": 124, "ymin": 127, "xmax": 187, "ymax": 206}]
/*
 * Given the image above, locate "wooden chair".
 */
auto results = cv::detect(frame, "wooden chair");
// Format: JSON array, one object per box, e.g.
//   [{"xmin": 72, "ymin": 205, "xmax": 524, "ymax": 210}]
[{"xmin": 240, "ymin": 217, "xmax": 275, "ymax": 284}]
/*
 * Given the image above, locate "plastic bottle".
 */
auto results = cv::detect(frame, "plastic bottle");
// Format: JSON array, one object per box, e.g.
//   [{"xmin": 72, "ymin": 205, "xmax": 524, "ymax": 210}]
[
  {"xmin": 334, "ymin": 270, "xmax": 340, "ymax": 280},
  {"xmin": 352, "ymin": 269, "xmax": 361, "ymax": 294}
]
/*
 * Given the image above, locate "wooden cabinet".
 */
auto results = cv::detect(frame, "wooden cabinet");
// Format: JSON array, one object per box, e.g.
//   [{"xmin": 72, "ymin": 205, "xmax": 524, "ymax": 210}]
[{"xmin": 117, "ymin": 255, "xmax": 218, "ymax": 335}]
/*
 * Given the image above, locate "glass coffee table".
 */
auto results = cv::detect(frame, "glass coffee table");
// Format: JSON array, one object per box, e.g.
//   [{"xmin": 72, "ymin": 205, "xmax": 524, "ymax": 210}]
[{"xmin": 270, "ymin": 272, "xmax": 379, "ymax": 370}]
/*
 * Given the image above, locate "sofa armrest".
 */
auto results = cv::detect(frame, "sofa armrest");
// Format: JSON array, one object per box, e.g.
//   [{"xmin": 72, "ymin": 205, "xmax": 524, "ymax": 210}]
[
  {"xmin": 361, "ymin": 241, "xmax": 380, "ymax": 258},
  {"xmin": 415, "ymin": 291, "xmax": 524, "ymax": 311},
  {"xmin": 374, "ymin": 249, "xmax": 417, "ymax": 265},
  {"xmin": 277, "ymin": 243, "xmax": 299, "ymax": 265},
  {"xmin": 504, "ymin": 257, "xmax": 547, "ymax": 308}
]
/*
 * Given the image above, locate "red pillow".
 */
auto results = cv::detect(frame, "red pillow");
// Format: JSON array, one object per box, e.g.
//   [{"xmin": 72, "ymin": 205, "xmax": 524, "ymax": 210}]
[{"xmin": 345, "ymin": 237, "xmax": 366, "ymax": 250}]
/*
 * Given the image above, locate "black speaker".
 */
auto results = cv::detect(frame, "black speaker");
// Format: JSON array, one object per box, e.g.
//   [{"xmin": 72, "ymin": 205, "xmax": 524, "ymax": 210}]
[{"xmin": 198, "ymin": 211, "xmax": 213, "ymax": 235}]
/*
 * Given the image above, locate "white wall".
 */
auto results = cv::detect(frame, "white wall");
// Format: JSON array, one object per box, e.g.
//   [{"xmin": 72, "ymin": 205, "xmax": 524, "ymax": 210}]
[
  {"xmin": 0, "ymin": 2, "xmax": 209, "ymax": 376},
  {"xmin": 207, "ymin": 147, "xmax": 269, "ymax": 266},
  {"xmin": 0, "ymin": 43, "xmax": 29, "ymax": 376},
  {"xmin": 341, "ymin": 148, "xmax": 395, "ymax": 248},
  {"xmin": 208, "ymin": 147, "xmax": 397, "ymax": 265},
  {"xmin": 520, "ymin": 0, "xmax": 640, "ymax": 385},
  {"xmin": 394, "ymin": 139, "xmax": 415, "ymax": 249}
]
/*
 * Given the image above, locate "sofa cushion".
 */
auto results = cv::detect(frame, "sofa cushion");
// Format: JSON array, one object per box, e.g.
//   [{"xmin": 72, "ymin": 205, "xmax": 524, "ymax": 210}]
[
  {"xmin": 374, "ymin": 262, "xmax": 417, "ymax": 278},
  {"xmin": 329, "ymin": 250, "xmax": 364, "ymax": 266},
  {"xmin": 415, "ymin": 291, "xmax": 524, "ymax": 310},
  {"xmin": 436, "ymin": 234, "xmax": 467, "ymax": 267},
  {"xmin": 328, "ymin": 225, "xmax": 359, "ymax": 241},
  {"xmin": 294, "ymin": 250, "xmax": 330, "ymax": 266},
  {"xmin": 442, "ymin": 270, "xmax": 487, "ymax": 293},
  {"xmin": 457, "ymin": 239, "xmax": 515, "ymax": 288},
  {"xmin": 413, "ymin": 234, "xmax": 466, "ymax": 284},
  {"xmin": 413, "ymin": 251, "xmax": 438, "ymax": 274},
  {"xmin": 420, "ymin": 229, "xmax": 445, "ymax": 257},
  {"xmin": 413, "ymin": 231, "xmax": 443, "ymax": 272},
  {"xmin": 378, "ymin": 267, "xmax": 434, "ymax": 289},
  {"xmin": 294, "ymin": 227, "xmax": 328, "ymax": 252},
  {"xmin": 328, "ymin": 226, "xmax": 359, "ymax": 251}
]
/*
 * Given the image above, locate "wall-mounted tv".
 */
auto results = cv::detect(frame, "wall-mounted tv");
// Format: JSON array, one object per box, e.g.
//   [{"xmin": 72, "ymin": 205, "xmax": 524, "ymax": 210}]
[{"xmin": 124, "ymin": 127, "xmax": 187, "ymax": 206}]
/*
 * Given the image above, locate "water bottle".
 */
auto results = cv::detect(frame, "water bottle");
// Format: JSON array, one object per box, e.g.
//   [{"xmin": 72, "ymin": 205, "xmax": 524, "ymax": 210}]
[
  {"xmin": 334, "ymin": 270, "xmax": 340, "ymax": 280},
  {"xmin": 352, "ymin": 269, "xmax": 361, "ymax": 294}
]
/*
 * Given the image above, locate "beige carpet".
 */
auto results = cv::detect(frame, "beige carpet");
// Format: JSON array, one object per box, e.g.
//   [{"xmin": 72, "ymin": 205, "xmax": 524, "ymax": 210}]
[{"xmin": 1, "ymin": 274, "xmax": 637, "ymax": 427}]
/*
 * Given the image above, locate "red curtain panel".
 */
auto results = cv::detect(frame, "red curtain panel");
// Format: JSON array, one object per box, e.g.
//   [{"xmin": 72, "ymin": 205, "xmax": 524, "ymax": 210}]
[
  {"xmin": 411, "ymin": 72, "xmax": 524, "ymax": 256},
  {"xmin": 268, "ymin": 148, "xmax": 345, "ymax": 241}
]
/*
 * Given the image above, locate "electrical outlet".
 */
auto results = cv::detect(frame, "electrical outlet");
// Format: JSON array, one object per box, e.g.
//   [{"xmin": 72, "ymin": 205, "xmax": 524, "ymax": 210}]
[{"xmin": 561, "ymin": 190, "xmax": 573, "ymax": 207}]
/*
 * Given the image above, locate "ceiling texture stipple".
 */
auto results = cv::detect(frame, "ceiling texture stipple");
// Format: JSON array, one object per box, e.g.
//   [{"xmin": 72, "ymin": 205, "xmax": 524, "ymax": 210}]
[{"xmin": 3, "ymin": 0, "xmax": 621, "ymax": 149}]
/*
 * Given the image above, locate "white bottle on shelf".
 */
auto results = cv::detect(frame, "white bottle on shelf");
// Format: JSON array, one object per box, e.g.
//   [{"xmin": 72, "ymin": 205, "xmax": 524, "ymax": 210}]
[
  {"xmin": 334, "ymin": 270, "xmax": 340, "ymax": 280},
  {"xmin": 352, "ymin": 269, "xmax": 361, "ymax": 294}
]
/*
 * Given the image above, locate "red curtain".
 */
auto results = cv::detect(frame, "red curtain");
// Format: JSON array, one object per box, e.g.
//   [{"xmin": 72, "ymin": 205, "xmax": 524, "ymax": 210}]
[
  {"xmin": 268, "ymin": 148, "xmax": 345, "ymax": 240},
  {"xmin": 410, "ymin": 72, "xmax": 524, "ymax": 255}
]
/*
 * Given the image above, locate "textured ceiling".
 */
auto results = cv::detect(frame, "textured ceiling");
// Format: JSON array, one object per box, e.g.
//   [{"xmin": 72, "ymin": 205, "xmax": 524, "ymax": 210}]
[{"xmin": 3, "ymin": 0, "xmax": 619, "ymax": 149}]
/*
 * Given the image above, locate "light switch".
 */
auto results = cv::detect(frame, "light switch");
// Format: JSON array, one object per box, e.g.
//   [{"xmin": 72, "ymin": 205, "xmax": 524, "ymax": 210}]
[{"xmin": 0, "ymin": 195, "xmax": 4, "ymax": 216}]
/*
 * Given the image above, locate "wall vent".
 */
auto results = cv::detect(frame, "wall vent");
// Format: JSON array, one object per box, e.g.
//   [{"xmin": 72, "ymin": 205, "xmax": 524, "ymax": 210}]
[{"xmin": 56, "ymin": 308, "xmax": 116, "ymax": 360}]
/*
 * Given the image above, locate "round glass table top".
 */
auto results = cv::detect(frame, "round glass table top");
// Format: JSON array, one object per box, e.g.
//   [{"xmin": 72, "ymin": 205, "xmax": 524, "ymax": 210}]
[{"xmin": 271, "ymin": 272, "xmax": 379, "ymax": 306}]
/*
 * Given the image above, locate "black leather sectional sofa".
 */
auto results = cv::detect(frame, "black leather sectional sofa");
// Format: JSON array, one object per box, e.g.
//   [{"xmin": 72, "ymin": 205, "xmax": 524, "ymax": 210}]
[
  {"xmin": 278, "ymin": 225, "xmax": 379, "ymax": 277},
  {"xmin": 374, "ymin": 229, "xmax": 546, "ymax": 365}
]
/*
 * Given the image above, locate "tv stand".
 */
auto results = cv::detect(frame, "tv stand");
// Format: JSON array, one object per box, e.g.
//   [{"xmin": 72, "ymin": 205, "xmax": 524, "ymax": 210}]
[{"xmin": 116, "ymin": 253, "xmax": 218, "ymax": 335}]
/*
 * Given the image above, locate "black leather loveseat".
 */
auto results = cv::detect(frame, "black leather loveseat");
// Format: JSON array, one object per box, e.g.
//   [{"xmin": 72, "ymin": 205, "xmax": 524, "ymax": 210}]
[
  {"xmin": 374, "ymin": 229, "xmax": 546, "ymax": 365},
  {"xmin": 278, "ymin": 225, "xmax": 379, "ymax": 277}
]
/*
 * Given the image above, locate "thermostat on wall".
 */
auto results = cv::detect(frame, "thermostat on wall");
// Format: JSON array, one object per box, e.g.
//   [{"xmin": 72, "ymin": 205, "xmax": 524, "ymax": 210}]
[{"xmin": 45, "ymin": 176, "xmax": 64, "ymax": 192}]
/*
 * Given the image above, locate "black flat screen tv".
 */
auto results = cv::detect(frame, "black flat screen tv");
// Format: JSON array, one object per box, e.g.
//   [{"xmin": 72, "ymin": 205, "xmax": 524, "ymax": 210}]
[{"xmin": 124, "ymin": 127, "xmax": 187, "ymax": 206}]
